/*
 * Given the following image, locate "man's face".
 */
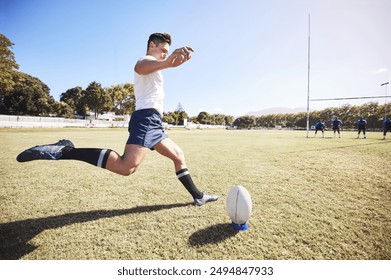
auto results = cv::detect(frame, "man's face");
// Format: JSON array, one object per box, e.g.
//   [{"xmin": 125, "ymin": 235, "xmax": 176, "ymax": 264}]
[{"xmin": 148, "ymin": 41, "xmax": 169, "ymax": 61}]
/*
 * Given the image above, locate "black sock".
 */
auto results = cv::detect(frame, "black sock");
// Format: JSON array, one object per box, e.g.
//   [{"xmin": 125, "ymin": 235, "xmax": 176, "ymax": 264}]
[
  {"xmin": 176, "ymin": 168, "xmax": 203, "ymax": 199},
  {"xmin": 60, "ymin": 147, "xmax": 112, "ymax": 168}
]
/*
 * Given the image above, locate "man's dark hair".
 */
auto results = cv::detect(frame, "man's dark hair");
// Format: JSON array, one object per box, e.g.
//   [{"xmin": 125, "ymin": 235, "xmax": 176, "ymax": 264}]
[{"xmin": 147, "ymin": 33, "xmax": 171, "ymax": 51}]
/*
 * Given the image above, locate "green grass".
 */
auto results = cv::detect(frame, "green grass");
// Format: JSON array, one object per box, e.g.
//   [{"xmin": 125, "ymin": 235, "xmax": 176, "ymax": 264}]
[{"xmin": 0, "ymin": 128, "xmax": 390, "ymax": 260}]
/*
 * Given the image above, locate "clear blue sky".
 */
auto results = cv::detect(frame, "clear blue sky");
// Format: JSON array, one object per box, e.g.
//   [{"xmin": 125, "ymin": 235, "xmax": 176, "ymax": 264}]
[{"xmin": 1, "ymin": 0, "xmax": 390, "ymax": 116}]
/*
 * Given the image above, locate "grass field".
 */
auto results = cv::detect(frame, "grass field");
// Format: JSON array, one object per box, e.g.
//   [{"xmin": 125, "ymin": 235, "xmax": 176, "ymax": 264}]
[{"xmin": 0, "ymin": 128, "xmax": 390, "ymax": 260}]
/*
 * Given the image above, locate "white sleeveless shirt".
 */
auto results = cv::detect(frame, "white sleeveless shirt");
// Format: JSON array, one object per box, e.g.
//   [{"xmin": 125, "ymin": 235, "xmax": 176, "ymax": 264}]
[{"xmin": 134, "ymin": 55, "xmax": 165, "ymax": 115}]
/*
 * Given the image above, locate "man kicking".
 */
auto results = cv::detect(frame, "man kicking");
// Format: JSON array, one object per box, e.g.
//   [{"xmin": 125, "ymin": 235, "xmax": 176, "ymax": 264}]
[{"xmin": 17, "ymin": 32, "xmax": 219, "ymax": 206}]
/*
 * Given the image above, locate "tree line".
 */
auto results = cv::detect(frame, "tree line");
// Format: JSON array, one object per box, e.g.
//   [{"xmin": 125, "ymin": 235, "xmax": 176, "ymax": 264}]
[
  {"xmin": 0, "ymin": 34, "xmax": 134, "ymax": 118},
  {"xmin": 233, "ymin": 102, "xmax": 390, "ymax": 129},
  {"xmin": 1, "ymin": 33, "xmax": 389, "ymax": 129}
]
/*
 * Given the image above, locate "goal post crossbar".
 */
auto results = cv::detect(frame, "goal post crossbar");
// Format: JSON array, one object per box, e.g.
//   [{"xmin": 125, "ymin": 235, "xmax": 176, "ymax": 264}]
[{"xmin": 309, "ymin": 96, "xmax": 388, "ymax": 102}]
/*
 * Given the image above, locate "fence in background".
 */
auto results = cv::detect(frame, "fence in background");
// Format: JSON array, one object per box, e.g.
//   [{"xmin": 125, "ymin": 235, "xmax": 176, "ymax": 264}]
[{"xmin": 0, "ymin": 115, "xmax": 129, "ymax": 128}]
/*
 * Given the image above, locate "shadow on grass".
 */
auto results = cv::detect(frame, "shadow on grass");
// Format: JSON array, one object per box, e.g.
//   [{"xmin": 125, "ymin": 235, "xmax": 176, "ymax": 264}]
[
  {"xmin": 0, "ymin": 203, "xmax": 191, "ymax": 260},
  {"xmin": 188, "ymin": 223, "xmax": 239, "ymax": 246}
]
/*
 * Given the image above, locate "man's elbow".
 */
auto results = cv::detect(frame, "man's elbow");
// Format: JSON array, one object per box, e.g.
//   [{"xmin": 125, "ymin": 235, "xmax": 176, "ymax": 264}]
[{"xmin": 134, "ymin": 64, "xmax": 143, "ymax": 75}]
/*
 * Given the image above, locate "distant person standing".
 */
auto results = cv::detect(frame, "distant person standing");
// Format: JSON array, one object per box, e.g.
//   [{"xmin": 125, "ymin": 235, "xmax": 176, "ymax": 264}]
[
  {"xmin": 357, "ymin": 117, "xmax": 367, "ymax": 139},
  {"xmin": 331, "ymin": 117, "xmax": 342, "ymax": 138},
  {"xmin": 314, "ymin": 120, "xmax": 325, "ymax": 138},
  {"xmin": 382, "ymin": 117, "xmax": 391, "ymax": 140}
]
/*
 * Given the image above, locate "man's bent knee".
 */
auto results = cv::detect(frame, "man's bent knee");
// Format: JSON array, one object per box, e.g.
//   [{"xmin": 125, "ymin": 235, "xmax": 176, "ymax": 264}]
[
  {"xmin": 108, "ymin": 161, "xmax": 140, "ymax": 176},
  {"xmin": 118, "ymin": 164, "xmax": 140, "ymax": 176}
]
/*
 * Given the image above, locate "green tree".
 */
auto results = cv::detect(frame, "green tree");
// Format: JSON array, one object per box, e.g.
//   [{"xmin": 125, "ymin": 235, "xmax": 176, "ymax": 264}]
[
  {"xmin": 106, "ymin": 83, "xmax": 135, "ymax": 115},
  {"xmin": 224, "ymin": 115, "xmax": 235, "ymax": 126},
  {"xmin": 0, "ymin": 34, "xmax": 19, "ymax": 93},
  {"xmin": 164, "ymin": 103, "xmax": 189, "ymax": 125},
  {"xmin": 163, "ymin": 110, "xmax": 189, "ymax": 125},
  {"xmin": 213, "ymin": 114, "xmax": 226, "ymax": 125},
  {"xmin": 197, "ymin": 111, "xmax": 210, "ymax": 124},
  {"xmin": 60, "ymin": 86, "xmax": 86, "ymax": 116},
  {"xmin": 162, "ymin": 113, "xmax": 174, "ymax": 124},
  {"xmin": 293, "ymin": 112, "xmax": 307, "ymax": 128},
  {"xmin": 83, "ymin": 81, "xmax": 112, "ymax": 118},
  {"xmin": 233, "ymin": 116, "xmax": 255, "ymax": 128},
  {"xmin": 53, "ymin": 101, "xmax": 74, "ymax": 118},
  {"xmin": 4, "ymin": 71, "xmax": 54, "ymax": 115},
  {"xmin": 188, "ymin": 116, "xmax": 198, "ymax": 124},
  {"xmin": 177, "ymin": 110, "xmax": 189, "ymax": 125}
]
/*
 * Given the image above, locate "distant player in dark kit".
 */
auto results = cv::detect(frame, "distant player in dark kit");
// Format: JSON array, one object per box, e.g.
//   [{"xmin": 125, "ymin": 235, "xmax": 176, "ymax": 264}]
[
  {"xmin": 314, "ymin": 120, "xmax": 325, "ymax": 138},
  {"xmin": 16, "ymin": 32, "xmax": 219, "ymax": 206},
  {"xmin": 331, "ymin": 117, "xmax": 342, "ymax": 138},
  {"xmin": 357, "ymin": 117, "xmax": 367, "ymax": 139},
  {"xmin": 382, "ymin": 117, "xmax": 391, "ymax": 140}
]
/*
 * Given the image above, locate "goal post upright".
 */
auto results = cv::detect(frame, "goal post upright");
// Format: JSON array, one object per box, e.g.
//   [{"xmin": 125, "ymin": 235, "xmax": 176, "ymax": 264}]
[
  {"xmin": 381, "ymin": 82, "xmax": 389, "ymax": 120},
  {"xmin": 306, "ymin": 13, "xmax": 311, "ymax": 138}
]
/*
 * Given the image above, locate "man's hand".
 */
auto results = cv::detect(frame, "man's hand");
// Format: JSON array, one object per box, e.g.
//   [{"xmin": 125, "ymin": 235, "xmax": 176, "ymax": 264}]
[
  {"xmin": 167, "ymin": 46, "xmax": 194, "ymax": 68},
  {"xmin": 135, "ymin": 46, "xmax": 194, "ymax": 75}
]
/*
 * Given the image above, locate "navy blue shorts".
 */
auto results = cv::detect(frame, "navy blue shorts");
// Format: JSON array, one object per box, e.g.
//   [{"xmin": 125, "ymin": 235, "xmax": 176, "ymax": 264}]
[{"xmin": 126, "ymin": 109, "xmax": 168, "ymax": 149}]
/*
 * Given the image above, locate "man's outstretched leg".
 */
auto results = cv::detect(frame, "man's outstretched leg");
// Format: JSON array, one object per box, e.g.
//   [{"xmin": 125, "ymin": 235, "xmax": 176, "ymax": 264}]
[
  {"xmin": 16, "ymin": 140, "xmax": 147, "ymax": 176},
  {"xmin": 16, "ymin": 139, "xmax": 217, "ymax": 205}
]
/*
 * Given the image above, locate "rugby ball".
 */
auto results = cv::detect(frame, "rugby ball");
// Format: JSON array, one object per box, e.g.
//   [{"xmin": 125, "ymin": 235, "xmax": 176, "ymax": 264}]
[{"xmin": 226, "ymin": 185, "xmax": 252, "ymax": 226}]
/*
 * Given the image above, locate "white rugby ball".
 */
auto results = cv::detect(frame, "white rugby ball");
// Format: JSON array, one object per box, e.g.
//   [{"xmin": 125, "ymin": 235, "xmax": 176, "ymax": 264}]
[{"xmin": 226, "ymin": 185, "xmax": 252, "ymax": 225}]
